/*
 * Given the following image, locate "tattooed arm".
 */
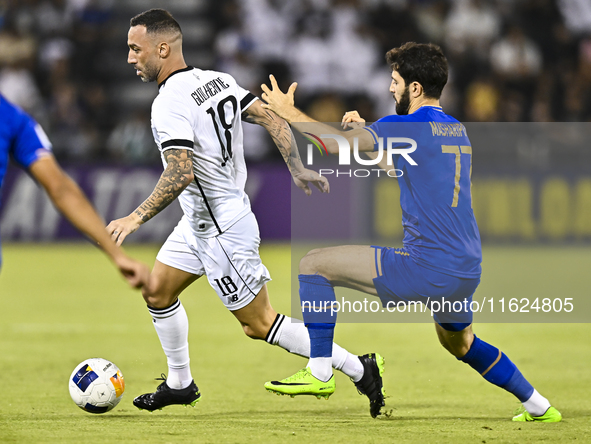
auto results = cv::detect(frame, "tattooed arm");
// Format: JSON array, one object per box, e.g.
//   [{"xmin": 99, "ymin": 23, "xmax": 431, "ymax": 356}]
[
  {"xmin": 243, "ymin": 99, "xmax": 329, "ymax": 195},
  {"xmin": 107, "ymin": 148, "xmax": 194, "ymax": 245}
]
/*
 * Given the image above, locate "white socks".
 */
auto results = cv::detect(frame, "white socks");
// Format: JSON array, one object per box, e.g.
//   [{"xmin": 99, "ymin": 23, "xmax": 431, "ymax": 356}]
[
  {"xmin": 265, "ymin": 314, "xmax": 364, "ymax": 381},
  {"xmin": 308, "ymin": 357, "xmax": 333, "ymax": 382},
  {"xmin": 148, "ymin": 309, "xmax": 364, "ymax": 389},
  {"xmin": 341, "ymin": 353, "xmax": 365, "ymax": 382},
  {"xmin": 523, "ymin": 389, "xmax": 551, "ymax": 417},
  {"xmin": 148, "ymin": 299, "xmax": 192, "ymax": 390}
]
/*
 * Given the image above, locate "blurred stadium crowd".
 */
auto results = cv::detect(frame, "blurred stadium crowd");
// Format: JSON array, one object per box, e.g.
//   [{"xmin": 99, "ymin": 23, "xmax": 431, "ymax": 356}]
[{"xmin": 1, "ymin": 0, "xmax": 590, "ymax": 163}]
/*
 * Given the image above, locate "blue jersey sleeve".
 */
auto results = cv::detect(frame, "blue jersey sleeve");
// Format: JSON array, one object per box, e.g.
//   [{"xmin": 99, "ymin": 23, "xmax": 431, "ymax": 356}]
[
  {"xmin": 363, "ymin": 115, "xmax": 406, "ymax": 152},
  {"xmin": 364, "ymin": 116, "xmax": 391, "ymax": 151},
  {"xmin": 11, "ymin": 112, "xmax": 53, "ymax": 169}
]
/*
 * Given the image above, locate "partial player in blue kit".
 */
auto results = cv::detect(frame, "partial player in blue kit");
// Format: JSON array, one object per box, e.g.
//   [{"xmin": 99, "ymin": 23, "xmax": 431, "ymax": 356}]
[
  {"xmin": 0, "ymin": 94, "xmax": 149, "ymax": 287},
  {"xmin": 261, "ymin": 42, "xmax": 561, "ymax": 422}
]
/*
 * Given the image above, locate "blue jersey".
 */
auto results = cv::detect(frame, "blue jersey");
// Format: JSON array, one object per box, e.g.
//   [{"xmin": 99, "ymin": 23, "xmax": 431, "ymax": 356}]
[
  {"xmin": 365, "ymin": 106, "xmax": 481, "ymax": 278},
  {"xmin": 0, "ymin": 95, "xmax": 52, "ymax": 198}
]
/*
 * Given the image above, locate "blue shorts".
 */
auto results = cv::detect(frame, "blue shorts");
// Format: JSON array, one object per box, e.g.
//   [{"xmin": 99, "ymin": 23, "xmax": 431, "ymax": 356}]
[{"xmin": 372, "ymin": 246, "xmax": 480, "ymax": 331}]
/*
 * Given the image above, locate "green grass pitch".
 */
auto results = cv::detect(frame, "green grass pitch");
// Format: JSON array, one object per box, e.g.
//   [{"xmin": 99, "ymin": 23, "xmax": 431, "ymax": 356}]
[{"xmin": 0, "ymin": 243, "xmax": 590, "ymax": 443}]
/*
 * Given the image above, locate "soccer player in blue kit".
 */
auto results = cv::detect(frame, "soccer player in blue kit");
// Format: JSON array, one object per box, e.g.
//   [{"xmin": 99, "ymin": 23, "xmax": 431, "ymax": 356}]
[
  {"xmin": 0, "ymin": 94, "xmax": 149, "ymax": 288},
  {"xmin": 261, "ymin": 42, "xmax": 561, "ymax": 422}
]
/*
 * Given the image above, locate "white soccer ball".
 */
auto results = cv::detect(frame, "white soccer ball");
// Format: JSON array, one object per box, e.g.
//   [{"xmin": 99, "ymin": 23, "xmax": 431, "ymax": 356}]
[{"xmin": 69, "ymin": 358, "xmax": 125, "ymax": 414}]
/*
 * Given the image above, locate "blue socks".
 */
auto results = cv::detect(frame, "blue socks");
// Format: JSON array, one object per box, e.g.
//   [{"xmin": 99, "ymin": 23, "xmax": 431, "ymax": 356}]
[
  {"xmin": 307, "ymin": 323, "xmax": 335, "ymax": 358},
  {"xmin": 461, "ymin": 335, "xmax": 534, "ymax": 402},
  {"xmin": 299, "ymin": 274, "xmax": 336, "ymax": 359},
  {"xmin": 299, "ymin": 274, "xmax": 337, "ymax": 381}
]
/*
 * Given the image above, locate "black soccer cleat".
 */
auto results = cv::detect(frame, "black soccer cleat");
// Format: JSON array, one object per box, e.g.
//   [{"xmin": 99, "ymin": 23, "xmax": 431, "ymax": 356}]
[
  {"xmin": 354, "ymin": 353, "xmax": 386, "ymax": 418},
  {"xmin": 133, "ymin": 374, "xmax": 201, "ymax": 411}
]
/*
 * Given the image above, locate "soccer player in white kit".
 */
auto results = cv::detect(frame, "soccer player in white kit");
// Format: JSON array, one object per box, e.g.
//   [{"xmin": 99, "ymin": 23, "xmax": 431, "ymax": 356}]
[{"xmin": 107, "ymin": 9, "xmax": 386, "ymax": 416}]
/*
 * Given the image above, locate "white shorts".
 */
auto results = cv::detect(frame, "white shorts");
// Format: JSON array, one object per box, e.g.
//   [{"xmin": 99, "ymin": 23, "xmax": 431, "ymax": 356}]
[{"xmin": 156, "ymin": 212, "xmax": 271, "ymax": 311}]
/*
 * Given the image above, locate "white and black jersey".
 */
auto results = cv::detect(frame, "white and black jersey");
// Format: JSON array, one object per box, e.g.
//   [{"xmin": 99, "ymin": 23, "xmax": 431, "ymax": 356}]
[{"xmin": 151, "ymin": 66, "xmax": 258, "ymax": 238}]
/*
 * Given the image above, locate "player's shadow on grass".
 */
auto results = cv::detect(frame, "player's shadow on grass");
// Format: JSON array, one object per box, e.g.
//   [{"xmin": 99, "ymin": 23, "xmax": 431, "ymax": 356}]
[
  {"xmin": 557, "ymin": 409, "xmax": 591, "ymax": 419},
  {"xmin": 97, "ymin": 405, "xmax": 591, "ymax": 421},
  {"xmin": 88, "ymin": 411, "xmax": 516, "ymax": 423},
  {"xmin": 107, "ymin": 408, "xmax": 372, "ymax": 420},
  {"xmin": 378, "ymin": 414, "xmax": 508, "ymax": 422}
]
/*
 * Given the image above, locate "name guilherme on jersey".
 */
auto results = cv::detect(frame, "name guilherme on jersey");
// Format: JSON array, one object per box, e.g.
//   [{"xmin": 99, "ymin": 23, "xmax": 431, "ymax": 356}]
[{"xmin": 191, "ymin": 77, "xmax": 230, "ymax": 106}]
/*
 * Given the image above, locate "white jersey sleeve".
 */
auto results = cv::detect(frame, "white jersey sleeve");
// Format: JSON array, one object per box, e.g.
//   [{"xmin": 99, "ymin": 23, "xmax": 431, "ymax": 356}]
[
  {"xmin": 239, "ymin": 88, "xmax": 257, "ymax": 113},
  {"xmin": 152, "ymin": 94, "xmax": 195, "ymax": 152},
  {"xmin": 234, "ymin": 86, "xmax": 256, "ymax": 190}
]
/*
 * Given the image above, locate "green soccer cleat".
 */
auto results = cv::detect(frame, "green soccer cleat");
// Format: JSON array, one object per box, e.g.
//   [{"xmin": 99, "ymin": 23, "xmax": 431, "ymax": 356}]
[
  {"xmin": 512, "ymin": 406, "xmax": 562, "ymax": 422},
  {"xmin": 264, "ymin": 367, "xmax": 335, "ymax": 399}
]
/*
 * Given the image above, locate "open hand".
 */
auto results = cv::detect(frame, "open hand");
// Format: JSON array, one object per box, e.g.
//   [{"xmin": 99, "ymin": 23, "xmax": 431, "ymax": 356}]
[
  {"xmin": 292, "ymin": 168, "xmax": 330, "ymax": 196},
  {"xmin": 260, "ymin": 75, "xmax": 298, "ymax": 121},
  {"xmin": 113, "ymin": 254, "xmax": 151, "ymax": 289}
]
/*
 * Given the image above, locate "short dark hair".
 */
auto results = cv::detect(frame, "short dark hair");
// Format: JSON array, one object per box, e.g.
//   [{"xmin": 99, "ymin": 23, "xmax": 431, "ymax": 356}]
[
  {"xmin": 385, "ymin": 42, "xmax": 448, "ymax": 99},
  {"xmin": 130, "ymin": 9, "xmax": 182, "ymax": 36}
]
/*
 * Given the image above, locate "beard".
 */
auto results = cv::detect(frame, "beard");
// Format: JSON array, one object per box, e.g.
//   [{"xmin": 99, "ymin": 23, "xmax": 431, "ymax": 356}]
[
  {"xmin": 395, "ymin": 86, "xmax": 411, "ymax": 115},
  {"xmin": 138, "ymin": 62, "xmax": 158, "ymax": 83}
]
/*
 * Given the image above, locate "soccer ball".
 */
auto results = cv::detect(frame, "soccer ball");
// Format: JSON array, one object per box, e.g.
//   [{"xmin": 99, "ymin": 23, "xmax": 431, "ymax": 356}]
[{"xmin": 69, "ymin": 358, "xmax": 125, "ymax": 414}]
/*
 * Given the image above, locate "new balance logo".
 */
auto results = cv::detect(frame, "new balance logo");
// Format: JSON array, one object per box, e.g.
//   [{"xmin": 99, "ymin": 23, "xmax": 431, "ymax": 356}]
[{"xmin": 226, "ymin": 294, "xmax": 238, "ymax": 304}]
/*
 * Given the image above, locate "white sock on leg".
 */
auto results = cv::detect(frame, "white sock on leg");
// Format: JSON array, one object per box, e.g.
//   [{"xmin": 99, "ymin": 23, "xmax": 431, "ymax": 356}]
[
  {"xmin": 166, "ymin": 366, "xmax": 192, "ymax": 390},
  {"xmin": 307, "ymin": 357, "xmax": 333, "ymax": 382},
  {"xmin": 266, "ymin": 314, "xmax": 364, "ymax": 380},
  {"xmin": 523, "ymin": 389, "xmax": 551, "ymax": 417},
  {"xmin": 340, "ymin": 353, "xmax": 364, "ymax": 382},
  {"xmin": 148, "ymin": 299, "xmax": 192, "ymax": 390}
]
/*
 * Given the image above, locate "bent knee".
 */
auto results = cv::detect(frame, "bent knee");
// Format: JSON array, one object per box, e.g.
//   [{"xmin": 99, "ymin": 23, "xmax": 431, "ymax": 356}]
[
  {"xmin": 242, "ymin": 323, "xmax": 268, "ymax": 340},
  {"xmin": 142, "ymin": 286, "xmax": 175, "ymax": 309},
  {"xmin": 437, "ymin": 329, "xmax": 474, "ymax": 358},
  {"xmin": 299, "ymin": 249, "xmax": 327, "ymax": 276},
  {"xmin": 440, "ymin": 340, "xmax": 471, "ymax": 358}
]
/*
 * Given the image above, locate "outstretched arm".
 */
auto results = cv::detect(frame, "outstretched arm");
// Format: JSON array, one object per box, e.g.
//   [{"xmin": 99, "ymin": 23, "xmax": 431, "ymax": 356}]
[
  {"xmin": 341, "ymin": 110, "xmax": 395, "ymax": 174},
  {"xmin": 243, "ymin": 99, "xmax": 329, "ymax": 195},
  {"xmin": 29, "ymin": 155, "xmax": 150, "ymax": 289},
  {"xmin": 106, "ymin": 148, "xmax": 194, "ymax": 245},
  {"xmin": 260, "ymin": 75, "xmax": 375, "ymax": 154}
]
